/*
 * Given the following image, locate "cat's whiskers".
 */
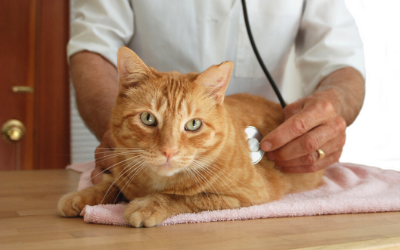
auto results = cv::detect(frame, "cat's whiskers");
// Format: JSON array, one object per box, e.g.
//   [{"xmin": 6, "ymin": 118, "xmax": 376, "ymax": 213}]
[
  {"xmin": 196, "ymin": 162, "xmax": 233, "ymax": 192},
  {"xmin": 94, "ymin": 149, "xmax": 145, "ymax": 163},
  {"xmin": 196, "ymin": 156, "xmax": 252, "ymax": 189},
  {"xmin": 192, "ymin": 159, "xmax": 238, "ymax": 207},
  {"xmin": 185, "ymin": 164, "xmax": 214, "ymax": 210},
  {"xmin": 110, "ymin": 161, "xmax": 140, "ymax": 204},
  {"xmin": 212, "ymin": 165, "xmax": 252, "ymax": 189},
  {"xmin": 97, "ymin": 148, "xmax": 145, "ymax": 150},
  {"xmin": 93, "ymin": 150, "xmax": 145, "ymax": 154},
  {"xmin": 187, "ymin": 168, "xmax": 215, "ymax": 210},
  {"xmin": 183, "ymin": 167, "xmax": 204, "ymax": 193},
  {"xmin": 113, "ymin": 158, "xmax": 146, "ymax": 204},
  {"xmin": 204, "ymin": 164, "xmax": 243, "ymax": 202},
  {"xmin": 134, "ymin": 161, "xmax": 150, "ymax": 183},
  {"xmin": 194, "ymin": 156, "xmax": 246, "ymax": 202},
  {"xmin": 99, "ymin": 159, "xmax": 139, "ymax": 204},
  {"xmin": 126, "ymin": 160, "xmax": 148, "ymax": 185},
  {"xmin": 88, "ymin": 148, "xmax": 145, "ymax": 181},
  {"xmin": 74, "ymin": 145, "xmax": 145, "ymax": 153},
  {"xmin": 189, "ymin": 160, "xmax": 226, "ymax": 209},
  {"xmin": 100, "ymin": 156, "xmax": 143, "ymax": 204},
  {"xmin": 89, "ymin": 154, "xmax": 142, "ymax": 183},
  {"xmin": 204, "ymin": 162, "xmax": 250, "ymax": 198},
  {"xmin": 94, "ymin": 151, "xmax": 142, "ymax": 163}
]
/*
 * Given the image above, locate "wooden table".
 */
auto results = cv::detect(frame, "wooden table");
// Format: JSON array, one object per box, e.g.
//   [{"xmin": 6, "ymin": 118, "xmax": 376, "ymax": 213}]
[{"xmin": 1, "ymin": 170, "xmax": 400, "ymax": 250}]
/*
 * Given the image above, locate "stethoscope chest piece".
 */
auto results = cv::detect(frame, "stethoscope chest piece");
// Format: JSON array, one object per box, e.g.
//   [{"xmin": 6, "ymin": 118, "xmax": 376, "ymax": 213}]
[{"xmin": 245, "ymin": 126, "xmax": 264, "ymax": 164}]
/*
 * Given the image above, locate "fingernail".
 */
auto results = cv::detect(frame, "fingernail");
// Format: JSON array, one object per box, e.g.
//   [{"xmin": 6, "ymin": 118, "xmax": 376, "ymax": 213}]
[{"xmin": 261, "ymin": 141, "xmax": 272, "ymax": 151}]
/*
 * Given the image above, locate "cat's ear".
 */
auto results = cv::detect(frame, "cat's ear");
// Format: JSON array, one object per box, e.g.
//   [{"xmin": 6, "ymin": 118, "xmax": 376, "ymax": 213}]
[
  {"xmin": 117, "ymin": 46, "xmax": 151, "ymax": 86},
  {"xmin": 196, "ymin": 61, "xmax": 234, "ymax": 104}
]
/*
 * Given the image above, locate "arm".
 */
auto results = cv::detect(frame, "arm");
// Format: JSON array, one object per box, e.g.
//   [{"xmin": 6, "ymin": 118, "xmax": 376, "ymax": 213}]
[
  {"xmin": 312, "ymin": 67, "xmax": 365, "ymax": 126},
  {"xmin": 70, "ymin": 51, "xmax": 119, "ymax": 183},
  {"xmin": 70, "ymin": 51, "xmax": 119, "ymax": 140},
  {"xmin": 260, "ymin": 0, "xmax": 366, "ymax": 173},
  {"xmin": 68, "ymin": 0, "xmax": 134, "ymax": 183}
]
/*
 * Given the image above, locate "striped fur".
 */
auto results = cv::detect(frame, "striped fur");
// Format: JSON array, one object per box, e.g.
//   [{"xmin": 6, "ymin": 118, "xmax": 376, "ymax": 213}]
[{"xmin": 58, "ymin": 47, "xmax": 323, "ymax": 227}]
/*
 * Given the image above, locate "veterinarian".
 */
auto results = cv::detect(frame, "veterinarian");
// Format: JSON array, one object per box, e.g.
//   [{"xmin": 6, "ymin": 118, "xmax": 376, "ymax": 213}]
[{"xmin": 68, "ymin": 0, "xmax": 365, "ymax": 183}]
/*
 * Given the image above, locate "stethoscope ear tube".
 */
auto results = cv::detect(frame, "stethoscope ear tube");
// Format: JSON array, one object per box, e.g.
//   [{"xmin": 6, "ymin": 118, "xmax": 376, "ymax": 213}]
[
  {"xmin": 241, "ymin": 1, "xmax": 288, "ymax": 163},
  {"xmin": 241, "ymin": 0, "xmax": 286, "ymax": 109}
]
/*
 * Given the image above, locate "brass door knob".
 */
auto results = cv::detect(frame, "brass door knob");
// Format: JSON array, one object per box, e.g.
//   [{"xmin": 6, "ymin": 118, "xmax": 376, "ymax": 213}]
[{"xmin": 1, "ymin": 119, "xmax": 26, "ymax": 143}]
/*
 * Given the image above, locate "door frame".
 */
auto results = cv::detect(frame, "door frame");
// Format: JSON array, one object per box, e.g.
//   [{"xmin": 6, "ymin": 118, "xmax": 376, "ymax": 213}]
[{"xmin": 32, "ymin": 0, "xmax": 71, "ymax": 169}]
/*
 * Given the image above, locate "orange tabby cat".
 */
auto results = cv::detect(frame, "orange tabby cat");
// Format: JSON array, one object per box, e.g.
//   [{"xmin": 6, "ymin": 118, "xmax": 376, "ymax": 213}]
[{"xmin": 58, "ymin": 47, "xmax": 324, "ymax": 227}]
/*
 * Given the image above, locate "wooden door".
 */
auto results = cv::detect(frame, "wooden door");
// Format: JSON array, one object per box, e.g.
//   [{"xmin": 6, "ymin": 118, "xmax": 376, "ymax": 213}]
[{"xmin": 0, "ymin": 0, "xmax": 70, "ymax": 170}]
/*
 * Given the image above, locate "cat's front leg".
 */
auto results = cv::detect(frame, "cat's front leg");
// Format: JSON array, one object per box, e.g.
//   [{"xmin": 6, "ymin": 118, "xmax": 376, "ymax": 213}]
[
  {"xmin": 58, "ymin": 174, "xmax": 120, "ymax": 217},
  {"xmin": 124, "ymin": 193, "xmax": 241, "ymax": 227}
]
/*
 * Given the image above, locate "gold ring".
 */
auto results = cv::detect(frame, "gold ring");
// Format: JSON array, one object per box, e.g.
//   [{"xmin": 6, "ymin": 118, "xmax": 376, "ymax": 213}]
[{"xmin": 317, "ymin": 149, "xmax": 325, "ymax": 161}]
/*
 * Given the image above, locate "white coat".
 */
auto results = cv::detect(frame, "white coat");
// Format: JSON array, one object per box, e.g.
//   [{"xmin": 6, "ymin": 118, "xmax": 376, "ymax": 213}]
[{"xmin": 68, "ymin": 0, "xmax": 365, "ymax": 102}]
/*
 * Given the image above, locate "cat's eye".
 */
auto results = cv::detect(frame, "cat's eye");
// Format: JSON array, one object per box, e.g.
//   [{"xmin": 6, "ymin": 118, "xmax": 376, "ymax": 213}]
[
  {"xmin": 140, "ymin": 112, "xmax": 157, "ymax": 126},
  {"xmin": 185, "ymin": 119, "xmax": 202, "ymax": 131}
]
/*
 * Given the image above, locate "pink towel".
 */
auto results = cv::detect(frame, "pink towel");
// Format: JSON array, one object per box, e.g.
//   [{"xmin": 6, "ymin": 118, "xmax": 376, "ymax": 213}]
[{"xmin": 67, "ymin": 161, "xmax": 400, "ymax": 226}]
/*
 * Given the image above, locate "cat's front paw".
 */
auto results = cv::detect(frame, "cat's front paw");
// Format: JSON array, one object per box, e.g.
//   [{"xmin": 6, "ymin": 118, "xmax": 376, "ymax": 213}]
[
  {"xmin": 58, "ymin": 189, "xmax": 104, "ymax": 217},
  {"xmin": 124, "ymin": 194, "xmax": 171, "ymax": 227},
  {"xmin": 58, "ymin": 192, "xmax": 87, "ymax": 217}
]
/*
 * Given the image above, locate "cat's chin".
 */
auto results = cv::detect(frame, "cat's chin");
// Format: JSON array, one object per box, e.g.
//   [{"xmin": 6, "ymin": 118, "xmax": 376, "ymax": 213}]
[{"xmin": 152, "ymin": 163, "xmax": 182, "ymax": 177}]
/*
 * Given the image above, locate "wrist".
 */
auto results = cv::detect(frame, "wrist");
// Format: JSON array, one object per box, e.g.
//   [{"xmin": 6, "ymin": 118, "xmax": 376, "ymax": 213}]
[
  {"xmin": 312, "ymin": 67, "xmax": 365, "ymax": 126},
  {"xmin": 312, "ymin": 87, "xmax": 345, "ymax": 119}
]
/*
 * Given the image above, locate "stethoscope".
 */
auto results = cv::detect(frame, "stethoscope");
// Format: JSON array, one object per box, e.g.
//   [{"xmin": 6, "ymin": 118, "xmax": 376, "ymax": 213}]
[
  {"xmin": 241, "ymin": 0, "xmax": 286, "ymax": 164},
  {"xmin": 245, "ymin": 126, "xmax": 265, "ymax": 164}
]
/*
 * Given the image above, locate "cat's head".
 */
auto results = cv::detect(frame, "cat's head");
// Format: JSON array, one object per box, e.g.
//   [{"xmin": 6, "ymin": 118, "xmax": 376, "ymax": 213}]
[{"xmin": 110, "ymin": 47, "xmax": 233, "ymax": 177}]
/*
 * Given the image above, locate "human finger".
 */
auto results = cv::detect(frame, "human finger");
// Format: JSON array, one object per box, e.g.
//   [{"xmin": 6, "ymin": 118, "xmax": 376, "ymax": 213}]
[
  {"xmin": 272, "ymin": 132, "xmax": 345, "ymax": 167},
  {"xmin": 275, "ymin": 150, "xmax": 342, "ymax": 173},
  {"xmin": 260, "ymin": 107, "xmax": 326, "ymax": 152},
  {"xmin": 267, "ymin": 117, "xmax": 346, "ymax": 161}
]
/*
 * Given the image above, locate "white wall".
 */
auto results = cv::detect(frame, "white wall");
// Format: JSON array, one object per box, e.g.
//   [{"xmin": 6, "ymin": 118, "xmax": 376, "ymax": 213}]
[
  {"xmin": 282, "ymin": 0, "xmax": 400, "ymax": 171},
  {"xmin": 71, "ymin": 0, "xmax": 400, "ymax": 171},
  {"xmin": 340, "ymin": 0, "xmax": 400, "ymax": 170}
]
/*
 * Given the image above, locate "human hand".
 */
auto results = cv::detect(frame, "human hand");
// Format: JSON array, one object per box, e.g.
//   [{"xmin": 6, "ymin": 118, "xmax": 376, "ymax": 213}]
[
  {"xmin": 92, "ymin": 130, "xmax": 117, "ymax": 184},
  {"xmin": 260, "ymin": 93, "xmax": 347, "ymax": 173}
]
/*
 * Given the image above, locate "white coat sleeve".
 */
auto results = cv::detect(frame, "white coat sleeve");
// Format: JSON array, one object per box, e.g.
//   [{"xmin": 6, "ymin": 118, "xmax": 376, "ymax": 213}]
[
  {"xmin": 295, "ymin": 0, "xmax": 366, "ymax": 95},
  {"xmin": 67, "ymin": 0, "xmax": 134, "ymax": 67}
]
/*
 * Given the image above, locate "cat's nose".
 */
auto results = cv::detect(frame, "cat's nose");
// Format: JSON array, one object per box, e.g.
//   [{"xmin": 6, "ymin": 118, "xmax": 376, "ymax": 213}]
[{"xmin": 161, "ymin": 147, "xmax": 179, "ymax": 161}]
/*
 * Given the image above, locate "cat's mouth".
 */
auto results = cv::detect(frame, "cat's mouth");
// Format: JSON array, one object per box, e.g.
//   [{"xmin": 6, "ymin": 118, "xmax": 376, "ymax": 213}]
[
  {"xmin": 160, "ymin": 162, "xmax": 173, "ymax": 168},
  {"xmin": 152, "ymin": 162, "xmax": 182, "ymax": 177}
]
